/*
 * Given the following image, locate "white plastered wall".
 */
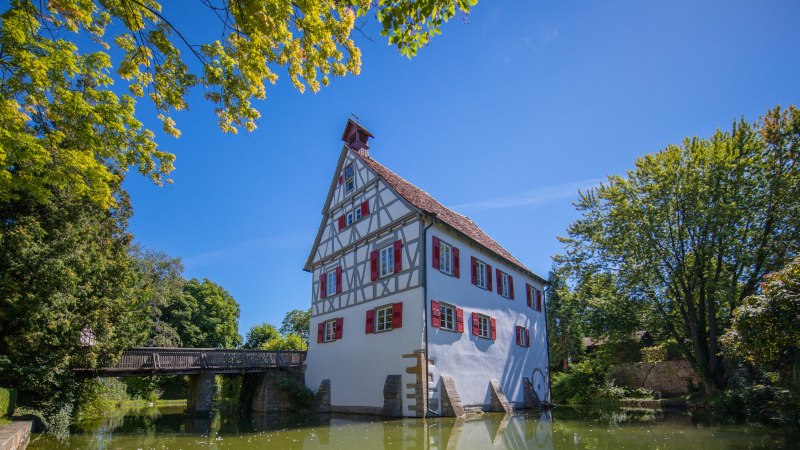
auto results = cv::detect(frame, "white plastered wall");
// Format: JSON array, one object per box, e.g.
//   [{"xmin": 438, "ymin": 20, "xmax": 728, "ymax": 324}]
[
  {"xmin": 425, "ymin": 223, "xmax": 550, "ymax": 409},
  {"xmin": 304, "ymin": 286, "xmax": 425, "ymax": 410}
]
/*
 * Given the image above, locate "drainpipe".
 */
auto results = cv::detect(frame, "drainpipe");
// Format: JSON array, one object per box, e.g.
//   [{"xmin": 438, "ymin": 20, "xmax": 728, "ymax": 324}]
[
  {"xmin": 543, "ymin": 281, "xmax": 553, "ymax": 405},
  {"xmin": 422, "ymin": 214, "xmax": 436, "ymax": 416}
]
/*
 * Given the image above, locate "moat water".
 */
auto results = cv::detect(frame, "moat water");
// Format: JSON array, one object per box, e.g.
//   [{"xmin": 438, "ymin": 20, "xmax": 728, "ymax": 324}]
[{"xmin": 28, "ymin": 405, "xmax": 798, "ymax": 449}]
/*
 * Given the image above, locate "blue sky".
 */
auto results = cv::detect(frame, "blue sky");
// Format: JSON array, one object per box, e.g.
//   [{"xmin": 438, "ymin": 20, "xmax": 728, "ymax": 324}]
[{"xmin": 122, "ymin": 1, "xmax": 800, "ymax": 337}]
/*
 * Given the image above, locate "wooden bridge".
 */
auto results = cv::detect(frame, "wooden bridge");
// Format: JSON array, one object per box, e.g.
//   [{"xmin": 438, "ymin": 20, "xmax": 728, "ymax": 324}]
[{"xmin": 78, "ymin": 347, "xmax": 307, "ymax": 377}]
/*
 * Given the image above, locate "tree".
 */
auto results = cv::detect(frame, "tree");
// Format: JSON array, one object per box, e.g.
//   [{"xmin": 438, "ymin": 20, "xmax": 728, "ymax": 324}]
[
  {"xmin": 557, "ymin": 105, "xmax": 800, "ymax": 390},
  {"xmin": 243, "ymin": 323, "xmax": 281, "ymax": 350},
  {"xmin": 130, "ymin": 248, "xmax": 186, "ymax": 347},
  {"xmin": 279, "ymin": 309, "xmax": 311, "ymax": 343},
  {"xmin": 545, "ymin": 270, "xmax": 584, "ymax": 371},
  {"xmin": 723, "ymin": 257, "xmax": 800, "ymax": 391},
  {"xmin": 1, "ymin": 0, "xmax": 477, "ymax": 210},
  {"xmin": 165, "ymin": 278, "xmax": 242, "ymax": 348},
  {"xmin": 0, "ymin": 186, "xmax": 147, "ymax": 415},
  {"xmin": 260, "ymin": 334, "xmax": 307, "ymax": 351},
  {"xmin": 246, "ymin": 314, "xmax": 310, "ymax": 351}
]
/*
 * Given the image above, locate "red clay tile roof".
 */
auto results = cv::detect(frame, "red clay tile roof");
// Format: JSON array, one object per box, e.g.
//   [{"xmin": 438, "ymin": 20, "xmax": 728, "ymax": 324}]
[{"xmin": 357, "ymin": 152, "xmax": 542, "ymax": 281}]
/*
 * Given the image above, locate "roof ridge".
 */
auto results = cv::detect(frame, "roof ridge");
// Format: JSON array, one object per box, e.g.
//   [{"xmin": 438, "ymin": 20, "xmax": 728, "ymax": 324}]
[{"xmin": 357, "ymin": 150, "xmax": 542, "ymax": 281}]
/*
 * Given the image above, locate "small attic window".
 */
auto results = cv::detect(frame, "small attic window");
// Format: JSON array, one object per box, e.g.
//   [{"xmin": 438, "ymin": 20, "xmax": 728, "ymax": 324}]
[{"xmin": 344, "ymin": 164, "xmax": 354, "ymax": 193}]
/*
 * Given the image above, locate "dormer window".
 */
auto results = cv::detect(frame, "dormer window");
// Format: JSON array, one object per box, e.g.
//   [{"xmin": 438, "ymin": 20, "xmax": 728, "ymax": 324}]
[{"xmin": 344, "ymin": 164, "xmax": 354, "ymax": 193}]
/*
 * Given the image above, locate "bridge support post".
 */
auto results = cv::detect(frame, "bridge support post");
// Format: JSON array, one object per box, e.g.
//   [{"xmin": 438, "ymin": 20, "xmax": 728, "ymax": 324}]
[
  {"xmin": 249, "ymin": 368, "xmax": 306, "ymax": 413},
  {"xmin": 186, "ymin": 373, "xmax": 215, "ymax": 416}
]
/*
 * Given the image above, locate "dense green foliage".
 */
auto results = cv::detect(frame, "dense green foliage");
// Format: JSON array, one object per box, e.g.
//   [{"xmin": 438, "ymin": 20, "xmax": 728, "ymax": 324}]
[
  {"xmin": 244, "ymin": 309, "xmax": 311, "ymax": 351},
  {"xmin": 169, "ymin": 278, "xmax": 242, "ymax": 348},
  {"xmin": 243, "ymin": 323, "xmax": 281, "ymax": 350},
  {"xmin": 0, "ymin": 186, "xmax": 147, "ymax": 420},
  {"xmin": 723, "ymin": 257, "xmax": 800, "ymax": 390},
  {"xmin": 716, "ymin": 257, "xmax": 800, "ymax": 423},
  {"xmin": 279, "ymin": 309, "xmax": 311, "ymax": 344},
  {"xmin": 551, "ymin": 360, "xmax": 624, "ymax": 405},
  {"xmin": 545, "ymin": 270, "xmax": 583, "ymax": 371},
  {"xmin": 276, "ymin": 377, "xmax": 314, "ymax": 411},
  {"xmin": 0, "ymin": 387, "xmax": 16, "ymax": 417},
  {"xmin": 557, "ymin": 105, "xmax": 800, "ymax": 391},
  {"xmin": 132, "ymin": 249, "xmax": 186, "ymax": 347}
]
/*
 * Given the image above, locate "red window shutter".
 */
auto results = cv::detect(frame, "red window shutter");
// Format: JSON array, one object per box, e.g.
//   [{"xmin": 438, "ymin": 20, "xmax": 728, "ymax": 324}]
[
  {"xmin": 334, "ymin": 317, "xmax": 343, "ymax": 340},
  {"xmin": 432, "ymin": 236, "xmax": 441, "ymax": 269},
  {"xmin": 487, "ymin": 264, "xmax": 493, "ymax": 291},
  {"xmin": 337, "ymin": 215, "xmax": 345, "ymax": 231},
  {"xmin": 320, "ymin": 273, "xmax": 327, "ymax": 299},
  {"xmin": 317, "ymin": 323, "xmax": 324, "ymax": 343},
  {"xmin": 336, "ymin": 266, "xmax": 342, "ymax": 294},
  {"xmin": 456, "ymin": 308, "xmax": 464, "ymax": 333},
  {"xmin": 393, "ymin": 240, "xmax": 402, "ymax": 273},
  {"xmin": 509, "ymin": 275, "xmax": 515, "ymax": 300},
  {"xmin": 338, "ymin": 175, "xmax": 343, "ymax": 185},
  {"xmin": 392, "ymin": 302, "xmax": 403, "ymax": 329},
  {"xmin": 370, "ymin": 250, "xmax": 378, "ymax": 281},
  {"xmin": 496, "ymin": 269, "xmax": 502, "ymax": 294},
  {"xmin": 472, "ymin": 312, "xmax": 480, "ymax": 336},
  {"xmin": 365, "ymin": 310, "xmax": 374, "ymax": 334},
  {"xmin": 526, "ymin": 283, "xmax": 532, "ymax": 307},
  {"xmin": 537, "ymin": 289, "xmax": 543, "ymax": 312},
  {"xmin": 431, "ymin": 301, "xmax": 441, "ymax": 328},
  {"xmin": 361, "ymin": 200, "xmax": 369, "ymax": 216},
  {"xmin": 471, "ymin": 257, "xmax": 477, "ymax": 285},
  {"xmin": 516, "ymin": 326, "xmax": 521, "ymax": 346},
  {"xmin": 453, "ymin": 247, "xmax": 460, "ymax": 278},
  {"xmin": 490, "ymin": 318, "xmax": 497, "ymax": 340}
]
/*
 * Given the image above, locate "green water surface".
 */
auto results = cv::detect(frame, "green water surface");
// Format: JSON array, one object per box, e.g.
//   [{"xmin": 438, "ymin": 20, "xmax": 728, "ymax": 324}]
[{"xmin": 28, "ymin": 405, "xmax": 798, "ymax": 449}]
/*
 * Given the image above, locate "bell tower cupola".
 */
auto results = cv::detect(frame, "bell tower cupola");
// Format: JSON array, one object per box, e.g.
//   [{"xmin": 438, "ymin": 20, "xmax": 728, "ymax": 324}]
[{"xmin": 341, "ymin": 118, "xmax": 374, "ymax": 157}]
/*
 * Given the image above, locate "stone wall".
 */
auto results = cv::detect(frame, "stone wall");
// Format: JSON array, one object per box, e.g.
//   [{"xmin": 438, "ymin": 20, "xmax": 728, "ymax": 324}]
[
  {"xmin": 0, "ymin": 421, "xmax": 31, "ymax": 450},
  {"xmin": 608, "ymin": 360, "xmax": 701, "ymax": 396}
]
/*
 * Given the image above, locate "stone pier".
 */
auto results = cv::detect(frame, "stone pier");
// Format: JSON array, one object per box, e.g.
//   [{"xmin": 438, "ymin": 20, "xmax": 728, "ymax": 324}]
[
  {"xmin": 250, "ymin": 368, "xmax": 306, "ymax": 413},
  {"xmin": 186, "ymin": 373, "xmax": 216, "ymax": 416}
]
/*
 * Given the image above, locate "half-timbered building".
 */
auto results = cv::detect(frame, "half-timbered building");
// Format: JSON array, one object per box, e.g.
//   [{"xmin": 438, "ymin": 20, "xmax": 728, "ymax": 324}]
[{"xmin": 303, "ymin": 119, "xmax": 550, "ymax": 417}]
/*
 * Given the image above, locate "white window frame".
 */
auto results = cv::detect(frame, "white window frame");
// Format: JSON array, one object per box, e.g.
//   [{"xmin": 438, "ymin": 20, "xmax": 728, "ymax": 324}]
[
  {"xmin": 440, "ymin": 303, "xmax": 456, "ymax": 331},
  {"xmin": 344, "ymin": 164, "xmax": 355, "ymax": 193},
  {"xmin": 323, "ymin": 320, "xmax": 337, "ymax": 342},
  {"xmin": 355, "ymin": 207, "xmax": 362, "ymax": 221},
  {"xmin": 529, "ymin": 285, "xmax": 537, "ymax": 310},
  {"xmin": 326, "ymin": 270, "xmax": 337, "ymax": 296},
  {"xmin": 500, "ymin": 272, "xmax": 510, "ymax": 298},
  {"xmin": 440, "ymin": 241, "xmax": 452, "ymax": 275},
  {"xmin": 375, "ymin": 305, "xmax": 393, "ymax": 333},
  {"xmin": 476, "ymin": 259, "xmax": 487, "ymax": 289},
  {"xmin": 379, "ymin": 245, "xmax": 394, "ymax": 278},
  {"xmin": 517, "ymin": 326, "xmax": 530, "ymax": 347},
  {"xmin": 478, "ymin": 314, "xmax": 491, "ymax": 339},
  {"xmin": 346, "ymin": 211, "xmax": 354, "ymax": 226}
]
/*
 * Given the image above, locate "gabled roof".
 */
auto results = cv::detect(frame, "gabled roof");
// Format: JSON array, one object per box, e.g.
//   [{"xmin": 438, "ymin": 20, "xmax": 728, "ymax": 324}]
[{"xmin": 356, "ymin": 152, "xmax": 546, "ymax": 283}]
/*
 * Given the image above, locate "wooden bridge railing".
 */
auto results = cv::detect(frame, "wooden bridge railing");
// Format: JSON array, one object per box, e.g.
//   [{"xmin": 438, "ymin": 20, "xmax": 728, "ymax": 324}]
[{"xmin": 78, "ymin": 347, "xmax": 307, "ymax": 376}]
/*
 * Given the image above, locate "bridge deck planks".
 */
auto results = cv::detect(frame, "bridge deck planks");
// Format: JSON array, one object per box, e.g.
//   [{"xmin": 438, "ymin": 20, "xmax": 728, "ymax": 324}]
[{"xmin": 76, "ymin": 347, "xmax": 306, "ymax": 377}]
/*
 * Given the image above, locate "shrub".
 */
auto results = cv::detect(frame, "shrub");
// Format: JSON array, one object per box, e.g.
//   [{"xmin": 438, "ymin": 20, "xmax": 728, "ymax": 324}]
[
  {"xmin": 76, "ymin": 378, "xmax": 131, "ymax": 418},
  {"xmin": 641, "ymin": 346, "xmax": 666, "ymax": 363},
  {"xmin": 717, "ymin": 364, "xmax": 800, "ymax": 423},
  {"xmin": 276, "ymin": 377, "xmax": 314, "ymax": 411},
  {"xmin": 0, "ymin": 388, "xmax": 16, "ymax": 416},
  {"xmin": 623, "ymin": 387, "xmax": 656, "ymax": 399},
  {"xmin": 552, "ymin": 360, "xmax": 624, "ymax": 405}
]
